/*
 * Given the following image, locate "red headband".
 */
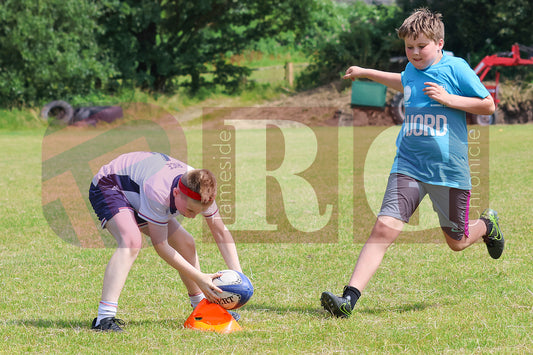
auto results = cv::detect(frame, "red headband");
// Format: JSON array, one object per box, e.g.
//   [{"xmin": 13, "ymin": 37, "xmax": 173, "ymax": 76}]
[{"xmin": 178, "ymin": 178, "xmax": 202, "ymax": 201}]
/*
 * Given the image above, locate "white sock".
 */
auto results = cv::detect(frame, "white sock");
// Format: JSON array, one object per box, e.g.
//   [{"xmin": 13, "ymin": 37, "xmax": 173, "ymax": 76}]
[
  {"xmin": 96, "ymin": 301, "xmax": 118, "ymax": 326},
  {"xmin": 189, "ymin": 293, "xmax": 205, "ymax": 308}
]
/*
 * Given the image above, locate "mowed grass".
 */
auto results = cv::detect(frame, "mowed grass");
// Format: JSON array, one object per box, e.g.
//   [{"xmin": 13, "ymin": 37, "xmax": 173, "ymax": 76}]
[{"xmin": 1, "ymin": 124, "xmax": 532, "ymax": 354}]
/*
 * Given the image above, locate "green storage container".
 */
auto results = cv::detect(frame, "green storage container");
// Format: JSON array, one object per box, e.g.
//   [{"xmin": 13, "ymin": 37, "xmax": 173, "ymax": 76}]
[{"xmin": 351, "ymin": 81, "xmax": 387, "ymax": 108}]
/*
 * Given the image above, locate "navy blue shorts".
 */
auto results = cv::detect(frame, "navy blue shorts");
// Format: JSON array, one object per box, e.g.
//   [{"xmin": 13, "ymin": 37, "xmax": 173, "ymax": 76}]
[
  {"xmin": 89, "ymin": 178, "xmax": 147, "ymax": 228},
  {"xmin": 378, "ymin": 173, "xmax": 470, "ymax": 240}
]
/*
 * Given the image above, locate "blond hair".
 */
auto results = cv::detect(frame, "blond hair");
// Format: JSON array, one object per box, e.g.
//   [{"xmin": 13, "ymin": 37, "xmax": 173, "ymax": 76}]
[
  {"xmin": 181, "ymin": 169, "xmax": 217, "ymax": 205},
  {"xmin": 397, "ymin": 8, "xmax": 444, "ymax": 42}
]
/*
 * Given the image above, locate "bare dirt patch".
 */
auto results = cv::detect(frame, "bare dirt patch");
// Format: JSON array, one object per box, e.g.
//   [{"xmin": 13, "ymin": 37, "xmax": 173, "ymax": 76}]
[
  {"xmin": 256, "ymin": 82, "xmax": 533, "ymax": 126},
  {"xmin": 262, "ymin": 83, "xmax": 396, "ymax": 127},
  {"xmin": 199, "ymin": 83, "xmax": 396, "ymax": 129}
]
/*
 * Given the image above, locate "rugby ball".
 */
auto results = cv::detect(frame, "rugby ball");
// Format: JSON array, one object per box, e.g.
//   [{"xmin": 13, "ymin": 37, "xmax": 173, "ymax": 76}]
[{"xmin": 212, "ymin": 270, "xmax": 254, "ymax": 310}]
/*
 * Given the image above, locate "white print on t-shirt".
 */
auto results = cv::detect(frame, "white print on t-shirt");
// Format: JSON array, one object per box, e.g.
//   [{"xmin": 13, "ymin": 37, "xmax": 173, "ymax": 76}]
[
  {"xmin": 404, "ymin": 85, "xmax": 412, "ymax": 102},
  {"xmin": 402, "ymin": 113, "xmax": 448, "ymax": 137}
]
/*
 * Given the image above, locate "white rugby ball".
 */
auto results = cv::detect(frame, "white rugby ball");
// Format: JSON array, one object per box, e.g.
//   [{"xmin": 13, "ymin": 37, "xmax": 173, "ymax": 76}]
[{"xmin": 212, "ymin": 270, "xmax": 254, "ymax": 310}]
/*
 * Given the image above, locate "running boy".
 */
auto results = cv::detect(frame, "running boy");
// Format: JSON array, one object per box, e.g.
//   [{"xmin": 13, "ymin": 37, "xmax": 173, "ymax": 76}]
[
  {"xmin": 89, "ymin": 151, "xmax": 243, "ymax": 331},
  {"xmin": 321, "ymin": 8, "xmax": 504, "ymax": 318}
]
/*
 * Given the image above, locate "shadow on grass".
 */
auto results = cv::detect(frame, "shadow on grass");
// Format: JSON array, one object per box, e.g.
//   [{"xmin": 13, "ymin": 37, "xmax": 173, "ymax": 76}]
[
  {"xmin": 7, "ymin": 318, "xmax": 188, "ymax": 331},
  {"xmin": 246, "ymin": 303, "xmax": 323, "ymax": 316},
  {"xmin": 243, "ymin": 300, "xmax": 440, "ymax": 319},
  {"xmin": 6, "ymin": 319, "xmax": 88, "ymax": 329},
  {"xmin": 10, "ymin": 301, "xmax": 440, "ymax": 329},
  {"xmin": 357, "ymin": 301, "xmax": 438, "ymax": 315}
]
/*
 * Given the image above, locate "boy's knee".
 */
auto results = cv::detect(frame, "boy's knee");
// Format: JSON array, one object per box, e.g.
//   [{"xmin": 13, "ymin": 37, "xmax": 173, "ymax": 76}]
[
  {"xmin": 441, "ymin": 226, "xmax": 465, "ymax": 241},
  {"xmin": 443, "ymin": 232, "xmax": 467, "ymax": 251},
  {"xmin": 128, "ymin": 247, "xmax": 141, "ymax": 257},
  {"xmin": 119, "ymin": 245, "xmax": 142, "ymax": 257},
  {"xmin": 447, "ymin": 242, "xmax": 464, "ymax": 252},
  {"xmin": 372, "ymin": 216, "xmax": 403, "ymax": 241}
]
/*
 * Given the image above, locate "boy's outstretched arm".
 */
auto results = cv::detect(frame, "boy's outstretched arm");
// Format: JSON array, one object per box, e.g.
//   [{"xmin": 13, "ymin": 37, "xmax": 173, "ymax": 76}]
[
  {"xmin": 205, "ymin": 212, "xmax": 242, "ymax": 272},
  {"xmin": 344, "ymin": 66, "xmax": 403, "ymax": 92},
  {"xmin": 423, "ymin": 82, "xmax": 495, "ymax": 115},
  {"xmin": 148, "ymin": 223, "xmax": 223, "ymax": 302}
]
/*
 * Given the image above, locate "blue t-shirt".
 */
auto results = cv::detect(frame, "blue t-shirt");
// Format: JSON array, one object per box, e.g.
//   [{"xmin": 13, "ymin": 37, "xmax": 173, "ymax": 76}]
[{"xmin": 391, "ymin": 54, "xmax": 489, "ymax": 190}]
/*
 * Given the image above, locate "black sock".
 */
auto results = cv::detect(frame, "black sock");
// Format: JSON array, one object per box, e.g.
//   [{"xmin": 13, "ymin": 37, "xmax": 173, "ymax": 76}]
[
  {"xmin": 480, "ymin": 217, "xmax": 492, "ymax": 237},
  {"xmin": 342, "ymin": 286, "xmax": 361, "ymax": 308}
]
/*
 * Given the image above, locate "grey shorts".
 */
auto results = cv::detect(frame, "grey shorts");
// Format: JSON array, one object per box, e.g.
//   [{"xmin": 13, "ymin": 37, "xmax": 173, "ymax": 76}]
[{"xmin": 378, "ymin": 173, "xmax": 470, "ymax": 240}]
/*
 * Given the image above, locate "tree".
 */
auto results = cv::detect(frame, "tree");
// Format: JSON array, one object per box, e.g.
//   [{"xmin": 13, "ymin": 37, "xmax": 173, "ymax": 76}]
[
  {"xmin": 0, "ymin": 0, "xmax": 115, "ymax": 107},
  {"xmin": 297, "ymin": 2, "xmax": 404, "ymax": 89},
  {"xmin": 97, "ymin": 0, "xmax": 317, "ymax": 93},
  {"xmin": 396, "ymin": 0, "xmax": 533, "ymax": 64},
  {"xmin": 299, "ymin": 0, "xmax": 533, "ymax": 90}
]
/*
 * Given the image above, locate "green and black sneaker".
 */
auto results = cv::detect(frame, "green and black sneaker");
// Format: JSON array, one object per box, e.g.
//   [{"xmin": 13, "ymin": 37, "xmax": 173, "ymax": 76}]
[
  {"xmin": 320, "ymin": 292, "xmax": 352, "ymax": 318},
  {"xmin": 480, "ymin": 209, "xmax": 504, "ymax": 259}
]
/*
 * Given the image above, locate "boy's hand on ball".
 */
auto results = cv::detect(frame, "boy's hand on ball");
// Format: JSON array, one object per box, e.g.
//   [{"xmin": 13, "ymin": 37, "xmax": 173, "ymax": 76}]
[{"xmin": 197, "ymin": 273, "xmax": 223, "ymax": 302}]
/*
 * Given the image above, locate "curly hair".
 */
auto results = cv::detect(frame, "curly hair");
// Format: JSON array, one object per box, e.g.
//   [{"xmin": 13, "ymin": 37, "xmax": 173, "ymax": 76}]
[
  {"xmin": 397, "ymin": 8, "xmax": 444, "ymax": 43},
  {"xmin": 181, "ymin": 169, "xmax": 217, "ymax": 205}
]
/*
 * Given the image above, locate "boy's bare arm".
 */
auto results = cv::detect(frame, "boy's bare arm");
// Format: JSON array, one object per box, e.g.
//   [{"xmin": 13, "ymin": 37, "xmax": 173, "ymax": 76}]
[
  {"xmin": 205, "ymin": 212, "xmax": 242, "ymax": 272},
  {"xmin": 148, "ymin": 223, "xmax": 223, "ymax": 302},
  {"xmin": 343, "ymin": 66, "xmax": 403, "ymax": 92},
  {"xmin": 423, "ymin": 82, "xmax": 495, "ymax": 115}
]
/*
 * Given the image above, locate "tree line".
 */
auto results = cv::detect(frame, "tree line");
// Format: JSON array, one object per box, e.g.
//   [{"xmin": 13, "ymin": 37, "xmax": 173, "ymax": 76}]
[{"xmin": 0, "ymin": 0, "xmax": 531, "ymax": 108}]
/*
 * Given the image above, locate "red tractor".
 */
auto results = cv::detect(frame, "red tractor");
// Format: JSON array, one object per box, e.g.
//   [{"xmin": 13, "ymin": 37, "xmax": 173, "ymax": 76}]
[
  {"xmin": 470, "ymin": 43, "xmax": 533, "ymax": 124},
  {"xmin": 390, "ymin": 44, "xmax": 533, "ymax": 125}
]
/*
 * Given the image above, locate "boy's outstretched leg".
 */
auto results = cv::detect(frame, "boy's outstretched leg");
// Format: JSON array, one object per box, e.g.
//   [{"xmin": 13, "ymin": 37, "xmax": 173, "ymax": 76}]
[{"xmin": 321, "ymin": 216, "xmax": 403, "ymax": 318}]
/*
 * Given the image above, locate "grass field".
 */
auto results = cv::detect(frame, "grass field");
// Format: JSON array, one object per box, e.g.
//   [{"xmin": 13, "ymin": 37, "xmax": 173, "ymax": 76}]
[{"xmin": 1, "ymin": 124, "xmax": 532, "ymax": 354}]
